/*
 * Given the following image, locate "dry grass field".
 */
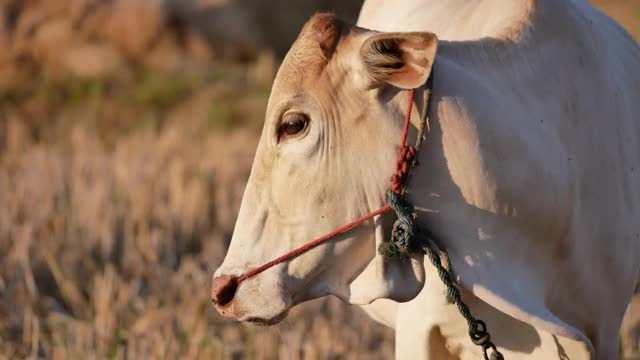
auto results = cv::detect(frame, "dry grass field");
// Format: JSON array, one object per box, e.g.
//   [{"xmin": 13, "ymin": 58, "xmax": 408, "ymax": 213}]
[{"xmin": 0, "ymin": 0, "xmax": 638, "ymax": 359}]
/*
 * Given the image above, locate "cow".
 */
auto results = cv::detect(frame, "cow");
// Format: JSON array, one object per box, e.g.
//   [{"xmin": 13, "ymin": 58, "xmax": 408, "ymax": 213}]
[{"xmin": 211, "ymin": 0, "xmax": 640, "ymax": 358}]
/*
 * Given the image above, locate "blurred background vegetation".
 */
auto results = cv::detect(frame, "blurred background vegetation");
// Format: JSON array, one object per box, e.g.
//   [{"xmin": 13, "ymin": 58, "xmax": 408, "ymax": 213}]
[{"xmin": 0, "ymin": 0, "xmax": 638, "ymax": 359}]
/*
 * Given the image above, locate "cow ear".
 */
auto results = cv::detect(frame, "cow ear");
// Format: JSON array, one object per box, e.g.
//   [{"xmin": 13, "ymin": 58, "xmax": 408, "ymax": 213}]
[
  {"xmin": 348, "ymin": 212, "xmax": 426, "ymax": 304},
  {"xmin": 360, "ymin": 32, "xmax": 438, "ymax": 89}
]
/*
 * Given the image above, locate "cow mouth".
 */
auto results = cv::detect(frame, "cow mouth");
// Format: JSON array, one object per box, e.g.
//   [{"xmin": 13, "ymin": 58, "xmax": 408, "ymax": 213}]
[
  {"xmin": 245, "ymin": 309, "xmax": 290, "ymax": 326},
  {"xmin": 214, "ymin": 301, "xmax": 290, "ymax": 325}
]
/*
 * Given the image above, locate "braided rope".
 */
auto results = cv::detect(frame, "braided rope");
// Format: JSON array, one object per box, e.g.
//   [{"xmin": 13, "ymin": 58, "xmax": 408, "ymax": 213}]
[
  {"xmin": 378, "ymin": 190, "xmax": 416, "ymax": 257},
  {"xmin": 378, "ymin": 82, "xmax": 504, "ymax": 360},
  {"xmin": 381, "ymin": 188, "xmax": 504, "ymax": 359},
  {"xmin": 421, "ymin": 238, "xmax": 503, "ymax": 360}
]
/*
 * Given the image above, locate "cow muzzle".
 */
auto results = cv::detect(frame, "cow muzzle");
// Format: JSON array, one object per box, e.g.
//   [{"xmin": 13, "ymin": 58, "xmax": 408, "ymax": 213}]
[{"xmin": 211, "ymin": 267, "xmax": 292, "ymax": 324}]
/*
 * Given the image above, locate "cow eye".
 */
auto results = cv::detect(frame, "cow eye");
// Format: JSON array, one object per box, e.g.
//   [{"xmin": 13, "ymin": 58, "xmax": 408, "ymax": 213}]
[{"xmin": 279, "ymin": 113, "xmax": 309, "ymax": 140}]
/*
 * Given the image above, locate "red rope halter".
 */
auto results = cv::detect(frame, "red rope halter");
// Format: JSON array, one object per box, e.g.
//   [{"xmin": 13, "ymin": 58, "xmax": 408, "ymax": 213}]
[{"xmin": 236, "ymin": 88, "xmax": 417, "ymax": 285}]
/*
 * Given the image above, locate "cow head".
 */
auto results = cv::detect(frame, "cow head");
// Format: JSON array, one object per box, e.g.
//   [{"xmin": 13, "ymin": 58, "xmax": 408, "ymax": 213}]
[{"xmin": 212, "ymin": 14, "xmax": 438, "ymax": 324}]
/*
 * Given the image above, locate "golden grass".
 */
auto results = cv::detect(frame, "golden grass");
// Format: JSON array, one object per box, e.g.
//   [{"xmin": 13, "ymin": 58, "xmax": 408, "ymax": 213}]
[{"xmin": 0, "ymin": 58, "xmax": 395, "ymax": 359}]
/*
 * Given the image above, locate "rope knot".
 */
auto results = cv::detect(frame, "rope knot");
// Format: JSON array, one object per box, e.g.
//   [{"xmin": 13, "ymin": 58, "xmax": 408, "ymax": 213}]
[
  {"xmin": 389, "ymin": 145, "xmax": 416, "ymax": 195},
  {"xmin": 470, "ymin": 320, "xmax": 503, "ymax": 360},
  {"xmin": 381, "ymin": 140, "xmax": 418, "ymax": 258},
  {"xmin": 469, "ymin": 320, "xmax": 491, "ymax": 346},
  {"xmin": 378, "ymin": 190, "xmax": 417, "ymax": 258}
]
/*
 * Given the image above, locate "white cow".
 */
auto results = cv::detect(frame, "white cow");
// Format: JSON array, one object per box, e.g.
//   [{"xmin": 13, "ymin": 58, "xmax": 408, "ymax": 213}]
[{"xmin": 212, "ymin": 0, "xmax": 640, "ymax": 358}]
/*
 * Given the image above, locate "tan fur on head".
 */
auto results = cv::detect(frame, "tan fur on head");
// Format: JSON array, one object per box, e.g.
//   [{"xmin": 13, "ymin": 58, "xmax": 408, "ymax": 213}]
[{"xmin": 297, "ymin": 13, "xmax": 343, "ymax": 60}]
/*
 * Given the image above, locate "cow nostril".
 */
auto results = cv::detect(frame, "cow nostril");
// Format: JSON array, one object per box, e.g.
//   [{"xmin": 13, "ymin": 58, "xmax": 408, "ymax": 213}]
[{"xmin": 211, "ymin": 275, "xmax": 239, "ymax": 306}]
